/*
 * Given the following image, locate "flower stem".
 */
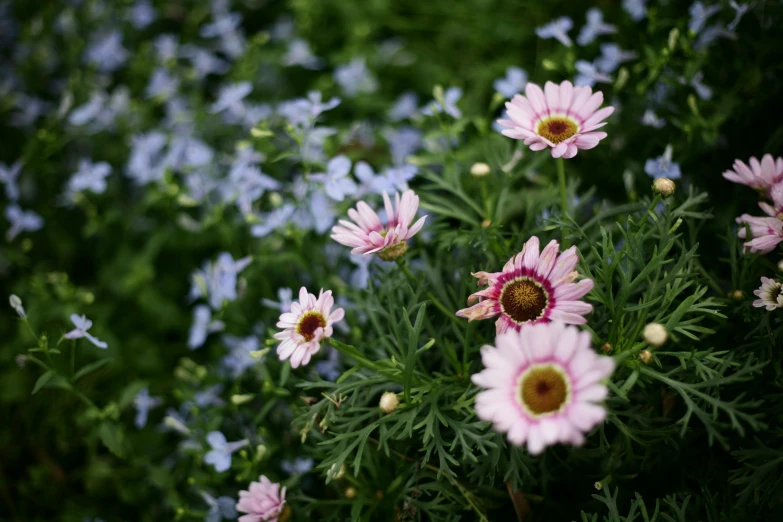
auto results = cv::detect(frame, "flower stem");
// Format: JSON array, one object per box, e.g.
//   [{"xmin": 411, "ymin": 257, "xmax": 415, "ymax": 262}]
[
  {"xmin": 556, "ymin": 157, "xmax": 570, "ymax": 247},
  {"xmin": 325, "ymin": 338, "xmax": 403, "ymax": 383},
  {"xmin": 396, "ymin": 259, "xmax": 460, "ymax": 325}
]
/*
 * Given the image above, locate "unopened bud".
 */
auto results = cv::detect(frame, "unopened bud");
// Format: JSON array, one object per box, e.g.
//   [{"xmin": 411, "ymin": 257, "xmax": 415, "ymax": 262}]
[
  {"xmin": 481, "ymin": 219, "xmax": 492, "ymax": 228},
  {"xmin": 345, "ymin": 487, "xmax": 357, "ymax": 499},
  {"xmin": 778, "ymin": 259, "xmax": 783, "ymax": 272},
  {"xmin": 652, "ymin": 178, "xmax": 675, "ymax": 197},
  {"xmin": 594, "ymin": 481, "xmax": 603, "ymax": 491},
  {"xmin": 601, "ymin": 342, "xmax": 612, "ymax": 354},
  {"xmin": 256, "ymin": 444, "xmax": 268, "ymax": 460},
  {"xmin": 231, "ymin": 393, "xmax": 254, "ymax": 405},
  {"xmin": 379, "ymin": 392, "xmax": 400, "ymax": 414},
  {"xmin": 9, "ymin": 294, "xmax": 25, "ymax": 318},
  {"xmin": 729, "ymin": 290, "xmax": 745, "ymax": 301},
  {"xmin": 328, "ymin": 463, "xmax": 346, "ymax": 480},
  {"xmin": 470, "ymin": 162, "xmax": 491, "ymax": 177},
  {"xmin": 163, "ymin": 415, "xmax": 190, "ymax": 435},
  {"xmin": 639, "ymin": 349, "xmax": 653, "ymax": 364},
  {"xmin": 643, "ymin": 323, "xmax": 668, "ymax": 347}
]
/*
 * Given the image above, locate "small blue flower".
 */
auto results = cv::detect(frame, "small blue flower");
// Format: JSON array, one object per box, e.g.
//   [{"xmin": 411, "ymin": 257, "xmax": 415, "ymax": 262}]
[
  {"xmin": 188, "ymin": 305, "xmax": 225, "ymax": 349},
  {"xmin": 281, "ymin": 457, "xmax": 314, "ymax": 475},
  {"xmin": 282, "ymin": 38, "xmax": 323, "ymax": 69},
  {"xmin": 689, "ymin": 72, "xmax": 712, "ymax": 100},
  {"xmin": 203, "ymin": 431, "xmax": 249, "ymax": 473},
  {"xmin": 577, "ymin": 8, "xmax": 617, "ymax": 46},
  {"xmin": 146, "ymin": 68, "xmax": 179, "ymax": 100},
  {"xmin": 190, "ymin": 253, "xmax": 252, "ymax": 310},
  {"xmin": 153, "ymin": 34, "xmax": 179, "ymax": 62},
  {"xmin": 277, "ymin": 91, "xmax": 341, "ymax": 128},
  {"xmin": 383, "ymin": 127, "xmax": 422, "ymax": 166},
  {"xmin": 68, "ymin": 159, "xmax": 112, "ymax": 196},
  {"xmin": 623, "ymin": 0, "xmax": 647, "ymax": 22},
  {"xmin": 493, "ymin": 66, "xmax": 528, "ymax": 98},
  {"xmin": 200, "ymin": 491, "xmax": 237, "ymax": 522},
  {"xmin": 307, "ymin": 189, "xmax": 339, "ymax": 234},
  {"xmin": 221, "ymin": 335, "xmax": 259, "ymax": 378},
  {"xmin": 85, "ymin": 31, "xmax": 129, "ymax": 73},
  {"xmin": 382, "ymin": 165, "xmax": 418, "ymax": 192},
  {"xmin": 310, "ymin": 155, "xmax": 358, "ymax": 201},
  {"xmin": 200, "ymin": 11, "xmax": 245, "ymax": 58},
  {"xmin": 5, "ymin": 205, "xmax": 43, "ymax": 241},
  {"xmin": 695, "ymin": 25, "xmax": 736, "ymax": 51},
  {"xmin": 210, "ymin": 82, "xmax": 252, "ymax": 116},
  {"xmin": 314, "ymin": 346, "xmax": 342, "ymax": 381},
  {"xmin": 689, "ymin": 2, "xmax": 722, "ymax": 34},
  {"xmin": 388, "ymin": 92, "xmax": 419, "ymax": 122},
  {"xmin": 728, "ymin": 1, "xmax": 752, "ymax": 31},
  {"xmin": 181, "ymin": 44, "xmax": 230, "ymax": 78},
  {"xmin": 334, "ymin": 58, "xmax": 378, "ymax": 97},
  {"xmin": 64, "ymin": 314, "xmax": 108, "ymax": 349},
  {"xmin": 349, "ymin": 254, "xmax": 373, "ymax": 289},
  {"xmin": 595, "ymin": 43, "xmax": 637, "ymax": 74},
  {"xmin": 127, "ymin": 0, "xmax": 156, "ymax": 30},
  {"xmin": 223, "ymin": 164, "xmax": 280, "ymax": 214},
  {"xmin": 127, "ymin": 131, "xmax": 168, "ymax": 186},
  {"xmin": 422, "ymin": 87, "xmax": 462, "ymax": 119},
  {"xmin": 574, "ymin": 60, "xmax": 612, "ymax": 87},
  {"xmin": 645, "ymin": 145, "xmax": 681, "ymax": 180},
  {"xmin": 133, "ymin": 387, "xmax": 163, "ymax": 429},
  {"xmin": 355, "ymin": 161, "xmax": 395, "ymax": 197},
  {"xmin": 641, "ymin": 110, "xmax": 666, "ymax": 129},
  {"xmin": 0, "ymin": 160, "xmax": 22, "ymax": 201},
  {"xmin": 250, "ymin": 204, "xmax": 296, "ymax": 238},
  {"xmin": 535, "ymin": 17, "xmax": 573, "ymax": 47},
  {"xmin": 262, "ymin": 288, "xmax": 294, "ymax": 313},
  {"xmin": 194, "ymin": 384, "xmax": 225, "ymax": 408}
]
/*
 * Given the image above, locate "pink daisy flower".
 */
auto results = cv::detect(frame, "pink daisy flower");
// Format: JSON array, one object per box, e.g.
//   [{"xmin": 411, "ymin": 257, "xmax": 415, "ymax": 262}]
[
  {"xmin": 753, "ymin": 277, "xmax": 783, "ymax": 311},
  {"xmin": 496, "ymin": 80, "xmax": 614, "ymax": 159},
  {"xmin": 331, "ymin": 189, "xmax": 427, "ymax": 261},
  {"xmin": 456, "ymin": 236, "xmax": 594, "ymax": 333},
  {"xmin": 736, "ymin": 214, "xmax": 783, "ymax": 254},
  {"xmin": 722, "ymin": 154, "xmax": 783, "ymax": 191},
  {"xmin": 758, "ymin": 180, "xmax": 783, "ymax": 218},
  {"xmin": 236, "ymin": 475, "xmax": 289, "ymax": 522},
  {"xmin": 472, "ymin": 322, "xmax": 615, "ymax": 454},
  {"xmin": 274, "ymin": 287, "xmax": 344, "ymax": 368}
]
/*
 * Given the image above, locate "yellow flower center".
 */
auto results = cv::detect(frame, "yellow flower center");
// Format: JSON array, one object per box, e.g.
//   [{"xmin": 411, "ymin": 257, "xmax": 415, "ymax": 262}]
[
  {"xmin": 500, "ymin": 278, "xmax": 548, "ymax": 324},
  {"xmin": 519, "ymin": 365, "xmax": 570, "ymax": 415},
  {"xmin": 536, "ymin": 116, "xmax": 578, "ymax": 144},
  {"xmin": 296, "ymin": 311, "xmax": 326, "ymax": 342}
]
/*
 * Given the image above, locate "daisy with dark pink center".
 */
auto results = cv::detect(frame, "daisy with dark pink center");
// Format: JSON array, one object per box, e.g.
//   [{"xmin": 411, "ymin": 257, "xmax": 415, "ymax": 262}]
[
  {"xmin": 456, "ymin": 236, "xmax": 594, "ymax": 333},
  {"xmin": 736, "ymin": 214, "xmax": 783, "ymax": 254},
  {"xmin": 722, "ymin": 154, "xmax": 783, "ymax": 191},
  {"xmin": 331, "ymin": 189, "xmax": 426, "ymax": 261},
  {"xmin": 274, "ymin": 287, "xmax": 344, "ymax": 369},
  {"xmin": 496, "ymin": 80, "xmax": 614, "ymax": 158},
  {"xmin": 472, "ymin": 322, "xmax": 615, "ymax": 454}
]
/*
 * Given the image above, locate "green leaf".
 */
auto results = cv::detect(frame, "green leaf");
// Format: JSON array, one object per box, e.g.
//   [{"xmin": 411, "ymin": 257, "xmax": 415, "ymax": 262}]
[
  {"xmin": 32, "ymin": 371, "xmax": 55, "ymax": 395},
  {"xmin": 73, "ymin": 359, "xmax": 111, "ymax": 381},
  {"xmin": 98, "ymin": 421, "xmax": 127, "ymax": 459}
]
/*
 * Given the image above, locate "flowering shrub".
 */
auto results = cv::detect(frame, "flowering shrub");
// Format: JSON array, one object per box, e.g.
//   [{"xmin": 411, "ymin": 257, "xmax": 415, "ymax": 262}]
[{"xmin": 3, "ymin": 1, "xmax": 783, "ymax": 521}]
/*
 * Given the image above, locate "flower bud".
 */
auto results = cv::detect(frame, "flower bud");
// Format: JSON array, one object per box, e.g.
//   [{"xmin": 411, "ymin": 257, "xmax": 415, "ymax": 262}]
[
  {"xmin": 379, "ymin": 392, "xmax": 400, "ymax": 414},
  {"xmin": 729, "ymin": 289, "xmax": 745, "ymax": 301},
  {"xmin": 9, "ymin": 294, "xmax": 25, "ymax": 318},
  {"xmin": 642, "ymin": 323, "xmax": 668, "ymax": 347},
  {"xmin": 470, "ymin": 162, "xmax": 491, "ymax": 177},
  {"xmin": 377, "ymin": 242, "xmax": 407, "ymax": 262},
  {"xmin": 778, "ymin": 259, "xmax": 783, "ymax": 273},
  {"xmin": 231, "ymin": 393, "xmax": 255, "ymax": 405},
  {"xmin": 639, "ymin": 349, "xmax": 653, "ymax": 364},
  {"xmin": 345, "ymin": 487, "xmax": 357, "ymax": 499},
  {"xmin": 328, "ymin": 463, "xmax": 346, "ymax": 480},
  {"xmin": 594, "ymin": 481, "xmax": 603, "ymax": 491},
  {"xmin": 652, "ymin": 178, "xmax": 675, "ymax": 198},
  {"xmin": 481, "ymin": 219, "xmax": 492, "ymax": 228},
  {"xmin": 601, "ymin": 342, "xmax": 612, "ymax": 354}
]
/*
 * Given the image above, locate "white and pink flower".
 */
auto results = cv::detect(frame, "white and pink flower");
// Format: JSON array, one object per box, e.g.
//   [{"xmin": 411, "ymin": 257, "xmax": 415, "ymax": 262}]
[
  {"xmin": 331, "ymin": 189, "xmax": 426, "ymax": 261},
  {"xmin": 753, "ymin": 277, "xmax": 783, "ymax": 311},
  {"xmin": 274, "ymin": 287, "xmax": 344, "ymax": 369},
  {"xmin": 736, "ymin": 214, "xmax": 783, "ymax": 254},
  {"xmin": 472, "ymin": 322, "xmax": 615, "ymax": 454},
  {"xmin": 456, "ymin": 236, "xmax": 594, "ymax": 333},
  {"xmin": 236, "ymin": 475, "xmax": 288, "ymax": 522},
  {"xmin": 496, "ymin": 80, "xmax": 614, "ymax": 159},
  {"xmin": 722, "ymin": 154, "xmax": 783, "ymax": 191}
]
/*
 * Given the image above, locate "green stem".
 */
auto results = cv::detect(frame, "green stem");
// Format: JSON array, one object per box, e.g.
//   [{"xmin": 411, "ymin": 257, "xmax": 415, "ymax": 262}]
[
  {"xmin": 396, "ymin": 259, "xmax": 461, "ymax": 325},
  {"xmin": 556, "ymin": 157, "xmax": 570, "ymax": 248},
  {"xmin": 71, "ymin": 340, "xmax": 77, "ymax": 376},
  {"xmin": 326, "ymin": 338, "xmax": 403, "ymax": 383}
]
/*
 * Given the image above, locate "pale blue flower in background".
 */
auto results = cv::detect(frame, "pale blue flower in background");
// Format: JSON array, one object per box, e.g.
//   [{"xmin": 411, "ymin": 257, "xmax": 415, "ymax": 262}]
[
  {"xmin": 242, "ymin": 103, "xmax": 274, "ymax": 129},
  {"xmin": 492, "ymin": 109, "xmax": 510, "ymax": 133},
  {"xmin": 153, "ymin": 34, "xmax": 179, "ymax": 62},
  {"xmin": 307, "ymin": 190, "xmax": 338, "ymax": 234},
  {"xmin": 194, "ymin": 384, "xmax": 225, "ymax": 407},
  {"xmin": 535, "ymin": 17, "xmax": 573, "ymax": 47},
  {"xmin": 146, "ymin": 68, "xmax": 179, "ymax": 100},
  {"xmin": 221, "ymin": 335, "xmax": 259, "ymax": 378},
  {"xmin": 595, "ymin": 43, "xmax": 637, "ymax": 74},
  {"xmin": 190, "ymin": 253, "xmax": 252, "ymax": 310},
  {"xmin": 577, "ymin": 8, "xmax": 617, "ymax": 46},
  {"xmin": 282, "ymin": 38, "xmax": 323, "ymax": 69},
  {"xmin": 224, "ymin": 165, "xmax": 280, "ymax": 214},
  {"xmin": 493, "ymin": 66, "xmax": 528, "ymax": 98},
  {"xmin": 262, "ymin": 287, "xmax": 294, "ymax": 313},
  {"xmin": 5, "ymin": 205, "xmax": 43, "ymax": 241},
  {"xmin": 334, "ymin": 58, "xmax": 378, "ymax": 97},
  {"xmin": 645, "ymin": 145, "xmax": 681, "ymax": 180},
  {"xmin": 181, "ymin": 45, "xmax": 230, "ymax": 78},
  {"xmin": 200, "ymin": 491, "xmax": 237, "ymax": 522},
  {"xmin": 127, "ymin": 0, "xmax": 156, "ymax": 29},
  {"xmin": 250, "ymin": 204, "xmax": 296, "ymax": 238},
  {"xmin": 300, "ymin": 126, "xmax": 337, "ymax": 163},
  {"xmin": 315, "ymin": 346, "xmax": 342, "ymax": 381},
  {"xmin": 422, "ymin": 87, "xmax": 462, "ymax": 118},
  {"xmin": 64, "ymin": 314, "xmax": 108, "ymax": 349},
  {"xmin": 11, "ymin": 94, "xmax": 50, "ymax": 127},
  {"xmin": 688, "ymin": 72, "xmax": 712, "ymax": 100},
  {"xmin": 350, "ymin": 254, "xmax": 373, "ymax": 289},
  {"xmin": 388, "ymin": 92, "xmax": 419, "ymax": 122},
  {"xmin": 200, "ymin": 11, "xmax": 245, "ymax": 58},
  {"xmin": 69, "ymin": 92, "xmax": 105, "ymax": 127},
  {"xmin": 210, "ymin": 82, "xmax": 252, "ymax": 117},
  {"xmin": 310, "ymin": 156, "xmax": 357, "ymax": 201},
  {"xmin": 167, "ymin": 134, "xmax": 214, "ymax": 171},
  {"xmin": 67, "ymin": 87, "xmax": 130, "ymax": 133},
  {"xmin": 695, "ymin": 24, "xmax": 737, "ymax": 50},
  {"xmin": 689, "ymin": 2, "xmax": 722, "ymax": 34},
  {"xmin": 270, "ymin": 15, "xmax": 295, "ymax": 41},
  {"xmin": 203, "ymin": 431, "xmax": 249, "ymax": 472},
  {"xmin": 277, "ymin": 91, "xmax": 340, "ymax": 128},
  {"xmin": 127, "ymin": 131, "xmax": 168, "ymax": 185},
  {"xmin": 0, "ymin": 161, "xmax": 22, "ymax": 201},
  {"xmin": 382, "ymin": 165, "xmax": 418, "ymax": 192},
  {"xmin": 85, "ymin": 31, "xmax": 128, "ymax": 72},
  {"xmin": 641, "ymin": 109, "xmax": 666, "ymax": 129},
  {"xmin": 623, "ymin": 0, "xmax": 647, "ymax": 22},
  {"xmin": 68, "ymin": 159, "xmax": 112, "ymax": 195},
  {"xmin": 281, "ymin": 457, "xmax": 314, "ymax": 475},
  {"xmin": 133, "ymin": 388, "xmax": 163, "ymax": 429},
  {"xmin": 383, "ymin": 127, "xmax": 422, "ymax": 165},
  {"xmin": 728, "ymin": 1, "xmax": 752, "ymax": 31},
  {"xmin": 187, "ymin": 305, "xmax": 225, "ymax": 349},
  {"xmin": 574, "ymin": 60, "xmax": 612, "ymax": 87},
  {"xmin": 355, "ymin": 161, "xmax": 395, "ymax": 197}
]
